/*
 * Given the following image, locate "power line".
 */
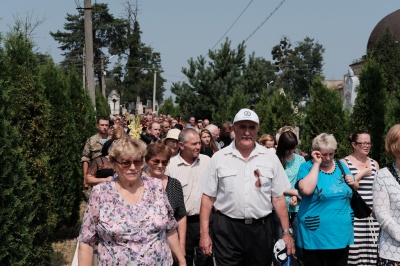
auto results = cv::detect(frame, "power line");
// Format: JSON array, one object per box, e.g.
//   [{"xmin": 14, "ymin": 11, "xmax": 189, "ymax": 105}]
[
  {"xmin": 210, "ymin": 0, "xmax": 254, "ymax": 51},
  {"xmin": 244, "ymin": 0, "xmax": 287, "ymax": 43}
]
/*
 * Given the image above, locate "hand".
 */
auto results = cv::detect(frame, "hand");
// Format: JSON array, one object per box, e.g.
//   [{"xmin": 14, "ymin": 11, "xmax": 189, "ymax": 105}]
[
  {"xmin": 200, "ymin": 234, "xmax": 213, "ymax": 256},
  {"xmin": 359, "ymin": 165, "xmax": 371, "ymax": 177},
  {"xmin": 290, "ymin": 196, "xmax": 298, "ymax": 206},
  {"xmin": 345, "ymin": 174, "xmax": 356, "ymax": 186},
  {"xmin": 311, "ymin": 150, "xmax": 322, "ymax": 165},
  {"xmin": 282, "ymin": 233, "xmax": 295, "ymax": 255}
]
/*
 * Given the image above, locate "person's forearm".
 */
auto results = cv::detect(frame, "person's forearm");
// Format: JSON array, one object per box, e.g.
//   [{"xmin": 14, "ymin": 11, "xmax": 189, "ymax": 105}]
[
  {"xmin": 167, "ymin": 229, "xmax": 186, "ymax": 265},
  {"xmin": 199, "ymin": 195, "xmax": 214, "ymax": 236},
  {"xmin": 78, "ymin": 242, "xmax": 93, "ymax": 266},
  {"xmin": 283, "ymin": 189, "xmax": 298, "ymax": 197},
  {"xmin": 177, "ymin": 216, "xmax": 187, "ymax": 253},
  {"xmin": 298, "ymin": 164, "xmax": 319, "ymax": 195},
  {"xmin": 85, "ymin": 173, "xmax": 112, "ymax": 186},
  {"xmin": 272, "ymin": 195, "xmax": 290, "ymax": 230}
]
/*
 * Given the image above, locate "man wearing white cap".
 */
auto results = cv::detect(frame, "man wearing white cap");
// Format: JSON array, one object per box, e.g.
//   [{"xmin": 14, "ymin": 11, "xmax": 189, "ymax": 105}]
[{"xmin": 199, "ymin": 108, "xmax": 295, "ymax": 265}]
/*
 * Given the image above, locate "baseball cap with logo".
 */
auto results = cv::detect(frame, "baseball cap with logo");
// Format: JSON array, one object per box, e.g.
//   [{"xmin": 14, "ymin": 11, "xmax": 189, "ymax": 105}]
[{"xmin": 233, "ymin": 108, "xmax": 259, "ymax": 124}]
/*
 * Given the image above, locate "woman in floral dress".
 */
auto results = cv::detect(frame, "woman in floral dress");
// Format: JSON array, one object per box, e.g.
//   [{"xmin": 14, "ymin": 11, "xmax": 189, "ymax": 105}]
[{"xmin": 78, "ymin": 138, "xmax": 186, "ymax": 265}]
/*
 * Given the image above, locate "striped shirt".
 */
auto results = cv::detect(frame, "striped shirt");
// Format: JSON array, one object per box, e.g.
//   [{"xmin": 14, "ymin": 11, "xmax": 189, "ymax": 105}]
[
  {"xmin": 345, "ymin": 157, "xmax": 379, "ymax": 266},
  {"xmin": 165, "ymin": 154, "xmax": 210, "ymax": 216}
]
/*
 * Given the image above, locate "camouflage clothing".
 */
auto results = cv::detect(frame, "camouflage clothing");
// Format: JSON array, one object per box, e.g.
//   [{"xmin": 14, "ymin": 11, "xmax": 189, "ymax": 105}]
[{"xmin": 81, "ymin": 134, "xmax": 110, "ymax": 163}]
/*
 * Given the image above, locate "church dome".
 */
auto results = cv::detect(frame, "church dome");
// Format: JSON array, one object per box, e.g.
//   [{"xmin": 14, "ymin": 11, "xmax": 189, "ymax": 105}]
[{"xmin": 368, "ymin": 9, "xmax": 400, "ymax": 49}]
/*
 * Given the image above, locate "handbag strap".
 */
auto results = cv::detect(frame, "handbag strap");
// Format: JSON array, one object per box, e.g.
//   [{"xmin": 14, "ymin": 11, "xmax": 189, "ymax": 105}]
[{"xmin": 335, "ymin": 158, "xmax": 355, "ymax": 192}]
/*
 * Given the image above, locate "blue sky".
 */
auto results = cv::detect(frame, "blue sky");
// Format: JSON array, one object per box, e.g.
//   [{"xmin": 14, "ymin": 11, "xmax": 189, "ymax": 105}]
[{"xmin": 0, "ymin": 1, "xmax": 398, "ymax": 98}]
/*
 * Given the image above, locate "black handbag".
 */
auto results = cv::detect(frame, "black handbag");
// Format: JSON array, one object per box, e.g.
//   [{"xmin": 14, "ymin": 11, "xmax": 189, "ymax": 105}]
[{"xmin": 335, "ymin": 159, "xmax": 372, "ymax": 219}]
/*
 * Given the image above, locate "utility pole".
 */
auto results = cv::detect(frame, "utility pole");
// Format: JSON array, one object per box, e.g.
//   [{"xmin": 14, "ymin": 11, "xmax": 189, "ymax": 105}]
[
  {"xmin": 100, "ymin": 54, "xmax": 106, "ymax": 98},
  {"xmin": 84, "ymin": 0, "xmax": 96, "ymax": 109},
  {"xmin": 153, "ymin": 70, "xmax": 157, "ymax": 113}
]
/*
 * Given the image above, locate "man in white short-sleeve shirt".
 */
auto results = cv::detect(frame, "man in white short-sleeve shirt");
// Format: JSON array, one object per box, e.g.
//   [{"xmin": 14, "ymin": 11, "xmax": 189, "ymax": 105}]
[{"xmin": 199, "ymin": 108, "xmax": 295, "ymax": 266}]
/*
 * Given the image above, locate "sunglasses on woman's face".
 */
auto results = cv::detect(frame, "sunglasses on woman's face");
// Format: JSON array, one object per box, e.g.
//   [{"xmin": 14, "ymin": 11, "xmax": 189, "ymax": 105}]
[
  {"xmin": 149, "ymin": 159, "xmax": 169, "ymax": 166},
  {"xmin": 116, "ymin": 159, "xmax": 143, "ymax": 169}
]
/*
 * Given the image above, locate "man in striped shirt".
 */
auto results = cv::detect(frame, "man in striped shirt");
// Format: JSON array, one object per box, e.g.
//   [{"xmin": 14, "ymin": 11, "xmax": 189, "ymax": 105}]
[{"xmin": 166, "ymin": 128, "xmax": 214, "ymax": 266}]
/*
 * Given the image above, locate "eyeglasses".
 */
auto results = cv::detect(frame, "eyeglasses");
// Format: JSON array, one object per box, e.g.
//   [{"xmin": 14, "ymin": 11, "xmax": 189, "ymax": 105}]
[
  {"xmin": 149, "ymin": 159, "xmax": 169, "ymax": 166},
  {"xmin": 320, "ymin": 153, "xmax": 334, "ymax": 157},
  {"xmin": 355, "ymin": 142, "xmax": 373, "ymax": 147},
  {"xmin": 116, "ymin": 159, "xmax": 143, "ymax": 169}
]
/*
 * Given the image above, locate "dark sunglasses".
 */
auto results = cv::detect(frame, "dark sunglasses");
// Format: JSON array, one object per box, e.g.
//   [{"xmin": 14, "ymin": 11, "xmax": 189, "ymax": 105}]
[
  {"xmin": 116, "ymin": 159, "xmax": 143, "ymax": 169},
  {"xmin": 149, "ymin": 159, "xmax": 169, "ymax": 166}
]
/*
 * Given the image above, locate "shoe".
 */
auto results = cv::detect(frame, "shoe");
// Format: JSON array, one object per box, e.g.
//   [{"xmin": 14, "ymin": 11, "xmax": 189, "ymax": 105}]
[{"xmin": 274, "ymin": 239, "xmax": 288, "ymax": 263}]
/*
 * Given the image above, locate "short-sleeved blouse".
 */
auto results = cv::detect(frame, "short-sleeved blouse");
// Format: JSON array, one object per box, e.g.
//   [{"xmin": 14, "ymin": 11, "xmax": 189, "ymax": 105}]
[
  {"xmin": 87, "ymin": 156, "xmax": 114, "ymax": 178},
  {"xmin": 78, "ymin": 176, "xmax": 178, "ymax": 265},
  {"xmin": 295, "ymin": 160, "xmax": 354, "ymax": 250},
  {"xmin": 165, "ymin": 176, "xmax": 186, "ymax": 221}
]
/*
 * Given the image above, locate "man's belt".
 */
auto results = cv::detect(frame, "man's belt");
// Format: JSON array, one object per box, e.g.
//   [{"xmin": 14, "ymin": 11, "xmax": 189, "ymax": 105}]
[{"xmin": 216, "ymin": 210, "xmax": 271, "ymax": 225}]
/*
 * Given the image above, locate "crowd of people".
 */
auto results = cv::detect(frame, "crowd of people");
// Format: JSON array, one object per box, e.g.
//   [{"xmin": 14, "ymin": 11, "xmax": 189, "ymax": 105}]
[{"xmin": 77, "ymin": 110, "xmax": 400, "ymax": 266}]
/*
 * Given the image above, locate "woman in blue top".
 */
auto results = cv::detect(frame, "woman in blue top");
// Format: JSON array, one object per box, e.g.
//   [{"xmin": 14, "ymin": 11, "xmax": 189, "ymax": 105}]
[
  {"xmin": 275, "ymin": 131, "xmax": 305, "ymax": 262},
  {"xmin": 295, "ymin": 133, "xmax": 358, "ymax": 266}
]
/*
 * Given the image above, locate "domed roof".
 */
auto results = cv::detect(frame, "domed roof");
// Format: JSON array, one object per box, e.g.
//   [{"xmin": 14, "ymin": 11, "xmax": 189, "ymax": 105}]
[{"xmin": 368, "ymin": 9, "xmax": 400, "ymax": 49}]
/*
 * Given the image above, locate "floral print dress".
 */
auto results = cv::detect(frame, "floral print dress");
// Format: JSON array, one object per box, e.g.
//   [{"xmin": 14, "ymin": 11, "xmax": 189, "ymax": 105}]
[{"xmin": 78, "ymin": 176, "xmax": 177, "ymax": 265}]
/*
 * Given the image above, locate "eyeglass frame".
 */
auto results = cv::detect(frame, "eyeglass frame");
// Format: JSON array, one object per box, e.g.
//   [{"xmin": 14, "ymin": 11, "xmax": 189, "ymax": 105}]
[
  {"xmin": 115, "ymin": 158, "xmax": 143, "ymax": 169},
  {"xmin": 148, "ymin": 159, "xmax": 169, "ymax": 167},
  {"xmin": 354, "ymin": 142, "xmax": 373, "ymax": 147}
]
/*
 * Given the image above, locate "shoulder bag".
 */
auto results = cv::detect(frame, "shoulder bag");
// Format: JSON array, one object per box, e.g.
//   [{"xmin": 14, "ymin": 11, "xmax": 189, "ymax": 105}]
[{"xmin": 335, "ymin": 159, "xmax": 372, "ymax": 219}]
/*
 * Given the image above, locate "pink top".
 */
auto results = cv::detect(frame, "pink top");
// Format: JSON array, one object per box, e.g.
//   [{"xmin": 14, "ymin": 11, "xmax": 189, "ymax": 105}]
[{"xmin": 78, "ymin": 176, "xmax": 177, "ymax": 265}]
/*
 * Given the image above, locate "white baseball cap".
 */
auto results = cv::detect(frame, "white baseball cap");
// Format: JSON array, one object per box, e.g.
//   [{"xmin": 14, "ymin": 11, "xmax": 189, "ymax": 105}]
[{"xmin": 233, "ymin": 108, "xmax": 259, "ymax": 124}]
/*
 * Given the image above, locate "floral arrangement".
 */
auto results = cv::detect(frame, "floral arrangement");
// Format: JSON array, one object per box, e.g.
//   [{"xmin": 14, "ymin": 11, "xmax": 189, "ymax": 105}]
[{"xmin": 128, "ymin": 115, "xmax": 143, "ymax": 139}]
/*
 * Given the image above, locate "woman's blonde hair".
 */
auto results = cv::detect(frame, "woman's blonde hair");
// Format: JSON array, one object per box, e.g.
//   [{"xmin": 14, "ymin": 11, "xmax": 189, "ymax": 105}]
[
  {"xmin": 311, "ymin": 133, "xmax": 337, "ymax": 151},
  {"xmin": 108, "ymin": 138, "xmax": 147, "ymax": 165},
  {"xmin": 258, "ymin": 134, "xmax": 275, "ymax": 146},
  {"xmin": 385, "ymin": 124, "xmax": 400, "ymax": 158}
]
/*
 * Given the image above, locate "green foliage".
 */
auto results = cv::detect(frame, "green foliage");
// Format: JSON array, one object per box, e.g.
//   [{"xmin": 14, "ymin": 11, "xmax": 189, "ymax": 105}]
[
  {"xmin": 158, "ymin": 97, "xmax": 179, "ymax": 118},
  {"xmin": 96, "ymin": 87, "xmax": 111, "ymax": 118},
  {"xmin": 368, "ymin": 28, "xmax": 400, "ymax": 90},
  {"xmin": 255, "ymin": 89, "xmax": 296, "ymax": 135},
  {"xmin": 272, "ymin": 36, "xmax": 325, "ymax": 100},
  {"xmin": 3, "ymin": 24, "xmax": 54, "ymax": 265},
  {"xmin": 300, "ymin": 78, "xmax": 348, "ymax": 158},
  {"xmin": 0, "ymin": 36, "xmax": 34, "ymax": 266},
  {"xmin": 39, "ymin": 59, "xmax": 82, "ymax": 228},
  {"xmin": 351, "ymin": 58, "xmax": 387, "ymax": 163},
  {"xmin": 172, "ymin": 39, "xmax": 277, "ymax": 123}
]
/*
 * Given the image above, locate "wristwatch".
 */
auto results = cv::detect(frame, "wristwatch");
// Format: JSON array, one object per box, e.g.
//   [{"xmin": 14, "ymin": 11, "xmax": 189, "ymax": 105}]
[{"xmin": 282, "ymin": 228, "xmax": 293, "ymax": 235}]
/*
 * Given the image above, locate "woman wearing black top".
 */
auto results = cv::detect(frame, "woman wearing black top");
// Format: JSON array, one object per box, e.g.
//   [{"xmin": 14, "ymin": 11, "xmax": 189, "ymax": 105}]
[
  {"xmin": 85, "ymin": 139, "xmax": 115, "ymax": 186},
  {"xmin": 145, "ymin": 143, "xmax": 187, "ymax": 260}
]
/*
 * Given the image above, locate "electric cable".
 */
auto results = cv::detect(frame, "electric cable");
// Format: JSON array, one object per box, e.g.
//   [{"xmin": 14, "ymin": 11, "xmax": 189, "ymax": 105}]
[
  {"xmin": 244, "ymin": 0, "xmax": 287, "ymax": 43},
  {"xmin": 210, "ymin": 0, "xmax": 254, "ymax": 51}
]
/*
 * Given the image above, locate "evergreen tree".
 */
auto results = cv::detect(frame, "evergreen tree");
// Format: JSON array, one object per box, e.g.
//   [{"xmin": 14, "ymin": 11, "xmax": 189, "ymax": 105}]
[
  {"xmin": 39, "ymin": 59, "xmax": 82, "ymax": 228},
  {"xmin": 213, "ymin": 88, "xmax": 248, "ymax": 123},
  {"xmin": 50, "ymin": 3, "xmax": 127, "ymax": 91},
  {"xmin": 351, "ymin": 58, "xmax": 387, "ymax": 163},
  {"xmin": 368, "ymin": 28, "xmax": 400, "ymax": 91},
  {"xmin": 172, "ymin": 39, "xmax": 277, "ymax": 122},
  {"xmin": 158, "ymin": 97, "xmax": 179, "ymax": 118},
  {"xmin": 272, "ymin": 37, "xmax": 325, "ymax": 100},
  {"xmin": 255, "ymin": 89, "xmax": 296, "ymax": 135},
  {"xmin": 3, "ymin": 24, "xmax": 54, "ymax": 265},
  {"xmin": 96, "ymin": 87, "xmax": 111, "ymax": 118},
  {"xmin": 0, "ymin": 36, "xmax": 34, "ymax": 266},
  {"xmin": 301, "ymin": 78, "xmax": 348, "ymax": 157}
]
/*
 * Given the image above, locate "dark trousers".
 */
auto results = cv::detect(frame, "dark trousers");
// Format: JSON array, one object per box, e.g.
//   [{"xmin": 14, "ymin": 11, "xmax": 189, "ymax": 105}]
[
  {"xmin": 302, "ymin": 246, "xmax": 349, "ymax": 266},
  {"xmin": 213, "ymin": 211, "xmax": 274, "ymax": 266},
  {"xmin": 185, "ymin": 215, "xmax": 214, "ymax": 266}
]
